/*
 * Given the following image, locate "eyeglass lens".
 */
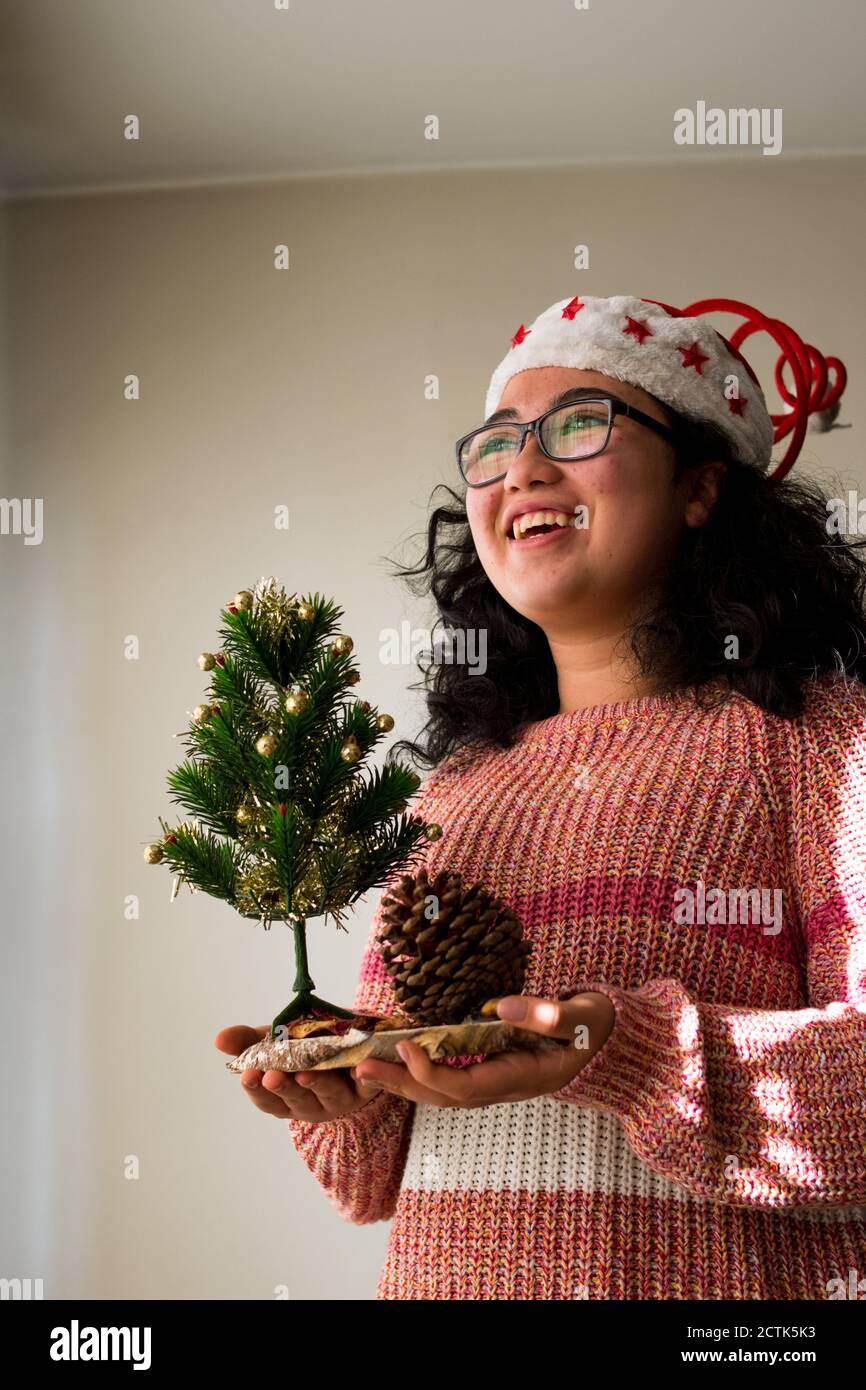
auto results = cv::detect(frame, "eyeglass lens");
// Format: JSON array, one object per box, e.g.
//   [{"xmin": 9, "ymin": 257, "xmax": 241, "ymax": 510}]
[{"xmin": 460, "ymin": 401, "xmax": 611, "ymax": 485}]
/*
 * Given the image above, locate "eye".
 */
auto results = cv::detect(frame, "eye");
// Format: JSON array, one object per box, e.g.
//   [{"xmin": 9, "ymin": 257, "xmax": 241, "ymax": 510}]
[
  {"xmin": 562, "ymin": 410, "xmax": 607, "ymax": 431},
  {"xmin": 478, "ymin": 435, "xmax": 505, "ymax": 457}
]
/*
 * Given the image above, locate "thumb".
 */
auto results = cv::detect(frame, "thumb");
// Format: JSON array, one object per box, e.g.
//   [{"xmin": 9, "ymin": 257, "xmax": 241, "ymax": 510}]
[
  {"xmin": 496, "ymin": 994, "xmax": 576, "ymax": 1041},
  {"xmin": 214, "ymin": 1024, "xmax": 269, "ymax": 1056}
]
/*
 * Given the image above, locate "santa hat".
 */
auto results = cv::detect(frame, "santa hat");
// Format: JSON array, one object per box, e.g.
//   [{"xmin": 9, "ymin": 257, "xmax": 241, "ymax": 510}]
[{"xmin": 484, "ymin": 295, "xmax": 847, "ymax": 482}]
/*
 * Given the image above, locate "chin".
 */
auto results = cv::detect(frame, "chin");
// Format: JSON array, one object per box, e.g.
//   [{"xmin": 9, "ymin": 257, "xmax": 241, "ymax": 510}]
[{"xmin": 510, "ymin": 581, "xmax": 587, "ymax": 615}]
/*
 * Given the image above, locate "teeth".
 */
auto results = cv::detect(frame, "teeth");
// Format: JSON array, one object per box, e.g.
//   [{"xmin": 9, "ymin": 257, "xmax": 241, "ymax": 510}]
[{"xmin": 512, "ymin": 510, "xmax": 573, "ymax": 540}]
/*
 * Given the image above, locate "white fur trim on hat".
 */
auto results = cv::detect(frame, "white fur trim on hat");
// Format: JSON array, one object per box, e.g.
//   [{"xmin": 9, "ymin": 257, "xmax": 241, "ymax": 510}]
[{"xmin": 484, "ymin": 295, "xmax": 775, "ymax": 471}]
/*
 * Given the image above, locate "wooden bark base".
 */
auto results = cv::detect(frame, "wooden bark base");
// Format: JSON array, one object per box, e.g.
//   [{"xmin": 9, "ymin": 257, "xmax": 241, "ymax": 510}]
[{"xmin": 226, "ymin": 1018, "xmax": 565, "ymax": 1074}]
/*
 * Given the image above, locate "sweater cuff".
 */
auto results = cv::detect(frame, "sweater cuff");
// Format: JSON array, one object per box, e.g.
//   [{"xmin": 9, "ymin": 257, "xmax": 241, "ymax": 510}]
[{"xmin": 549, "ymin": 979, "xmax": 684, "ymax": 1119}]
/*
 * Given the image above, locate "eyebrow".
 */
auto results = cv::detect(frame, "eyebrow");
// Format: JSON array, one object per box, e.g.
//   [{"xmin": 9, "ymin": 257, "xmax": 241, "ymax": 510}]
[{"xmin": 483, "ymin": 387, "xmax": 616, "ymax": 426}]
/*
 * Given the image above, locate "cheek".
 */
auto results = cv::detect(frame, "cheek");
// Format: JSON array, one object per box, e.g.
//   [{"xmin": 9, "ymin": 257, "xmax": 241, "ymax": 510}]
[
  {"xmin": 466, "ymin": 492, "xmax": 500, "ymax": 559},
  {"xmin": 592, "ymin": 478, "xmax": 681, "ymax": 564},
  {"xmin": 584, "ymin": 462, "xmax": 668, "ymax": 558}
]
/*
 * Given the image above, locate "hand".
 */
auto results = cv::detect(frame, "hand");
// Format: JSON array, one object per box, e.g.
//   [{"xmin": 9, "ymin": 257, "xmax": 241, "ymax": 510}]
[
  {"xmin": 214, "ymin": 1024, "xmax": 386, "ymax": 1123},
  {"xmin": 348, "ymin": 991, "xmax": 616, "ymax": 1109}
]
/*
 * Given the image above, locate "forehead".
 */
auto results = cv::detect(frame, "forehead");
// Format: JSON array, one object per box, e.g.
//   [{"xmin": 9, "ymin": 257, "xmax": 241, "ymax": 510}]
[{"xmin": 492, "ymin": 366, "xmax": 669, "ymax": 424}]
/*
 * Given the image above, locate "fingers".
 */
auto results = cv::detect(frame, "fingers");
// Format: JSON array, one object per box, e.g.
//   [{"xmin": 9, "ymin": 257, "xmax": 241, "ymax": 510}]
[
  {"xmin": 402, "ymin": 1041, "xmax": 527, "ymax": 1104},
  {"xmin": 238, "ymin": 1068, "xmax": 299, "ymax": 1117},
  {"xmin": 353, "ymin": 1076, "xmax": 386, "ymax": 1103},
  {"xmin": 286, "ymin": 1067, "xmax": 362, "ymax": 1119},
  {"xmin": 220, "ymin": 1029, "xmax": 376, "ymax": 1121},
  {"xmin": 214, "ymin": 1023, "xmax": 269, "ymax": 1056},
  {"xmin": 355, "ymin": 1040, "xmax": 570, "ymax": 1107},
  {"xmin": 239, "ymin": 1067, "xmax": 322, "ymax": 1120},
  {"xmin": 352, "ymin": 1051, "xmax": 460, "ymax": 1106}
]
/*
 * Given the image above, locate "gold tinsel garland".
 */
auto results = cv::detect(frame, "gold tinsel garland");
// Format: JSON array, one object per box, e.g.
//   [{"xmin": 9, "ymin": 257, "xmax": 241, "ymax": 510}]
[{"xmin": 252, "ymin": 575, "xmax": 303, "ymax": 644}]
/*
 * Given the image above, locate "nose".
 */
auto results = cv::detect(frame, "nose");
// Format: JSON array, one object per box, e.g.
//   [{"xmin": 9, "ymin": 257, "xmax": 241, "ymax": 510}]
[{"xmin": 502, "ymin": 424, "xmax": 560, "ymax": 487}]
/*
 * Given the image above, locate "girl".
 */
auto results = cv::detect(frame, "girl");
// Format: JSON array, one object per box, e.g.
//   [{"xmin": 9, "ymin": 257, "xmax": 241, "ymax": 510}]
[{"xmin": 219, "ymin": 293, "xmax": 866, "ymax": 1300}]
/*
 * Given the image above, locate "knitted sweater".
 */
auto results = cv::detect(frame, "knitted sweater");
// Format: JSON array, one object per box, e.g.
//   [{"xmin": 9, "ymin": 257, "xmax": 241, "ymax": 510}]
[{"xmin": 287, "ymin": 674, "xmax": 866, "ymax": 1300}]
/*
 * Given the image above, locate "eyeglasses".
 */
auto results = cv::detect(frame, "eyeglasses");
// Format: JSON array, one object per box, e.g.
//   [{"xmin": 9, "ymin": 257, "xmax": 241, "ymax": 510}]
[{"xmin": 455, "ymin": 394, "xmax": 681, "ymax": 488}]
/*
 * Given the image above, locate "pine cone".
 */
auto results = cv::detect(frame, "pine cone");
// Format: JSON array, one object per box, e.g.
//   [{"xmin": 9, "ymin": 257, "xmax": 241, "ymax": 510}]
[{"xmin": 377, "ymin": 867, "xmax": 532, "ymax": 1026}]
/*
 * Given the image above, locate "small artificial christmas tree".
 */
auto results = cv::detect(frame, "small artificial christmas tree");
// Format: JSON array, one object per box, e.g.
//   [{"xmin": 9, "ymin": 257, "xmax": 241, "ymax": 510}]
[{"xmin": 143, "ymin": 577, "xmax": 438, "ymax": 1038}]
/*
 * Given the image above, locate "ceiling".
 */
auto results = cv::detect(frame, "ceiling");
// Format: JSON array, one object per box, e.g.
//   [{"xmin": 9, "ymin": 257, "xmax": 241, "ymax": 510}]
[{"xmin": 1, "ymin": 0, "xmax": 864, "ymax": 199}]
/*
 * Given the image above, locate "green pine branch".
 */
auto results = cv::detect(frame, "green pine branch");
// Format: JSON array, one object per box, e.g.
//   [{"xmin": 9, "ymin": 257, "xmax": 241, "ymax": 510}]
[
  {"xmin": 157, "ymin": 817, "xmax": 244, "ymax": 903},
  {"xmin": 218, "ymin": 591, "xmax": 343, "ymax": 688},
  {"xmin": 341, "ymin": 763, "xmax": 421, "ymax": 835},
  {"xmin": 346, "ymin": 812, "xmax": 431, "ymax": 905},
  {"xmin": 166, "ymin": 760, "xmax": 241, "ymax": 838},
  {"xmin": 266, "ymin": 801, "xmax": 309, "ymax": 908},
  {"xmin": 209, "ymin": 655, "xmax": 274, "ymax": 724}
]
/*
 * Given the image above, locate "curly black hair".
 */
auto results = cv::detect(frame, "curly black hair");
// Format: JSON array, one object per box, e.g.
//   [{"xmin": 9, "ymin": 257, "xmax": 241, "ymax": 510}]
[{"xmin": 385, "ymin": 401, "xmax": 866, "ymax": 771}]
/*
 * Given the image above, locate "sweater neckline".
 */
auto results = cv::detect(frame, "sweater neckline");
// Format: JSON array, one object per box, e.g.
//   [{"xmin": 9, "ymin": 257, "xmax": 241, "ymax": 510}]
[{"xmin": 515, "ymin": 679, "xmax": 726, "ymax": 746}]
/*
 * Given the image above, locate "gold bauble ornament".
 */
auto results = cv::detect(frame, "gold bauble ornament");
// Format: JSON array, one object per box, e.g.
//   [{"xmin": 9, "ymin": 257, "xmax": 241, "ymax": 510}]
[
  {"xmin": 346, "ymin": 670, "xmax": 361, "ymax": 685},
  {"xmin": 406, "ymin": 771, "xmax": 421, "ymax": 791},
  {"xmin": 357, "ymin": 700, "xmax": 371, "ymax": 713},
  {"xmin": 143, "ymin": 842, "xmax": 164, "ymax": 864},
  {"xmin": 332, "ymin": 634, "xmax": 353, "ymax": 655},
  {"xmin": 197, "ymin": 652, "xmax": 216, "ymax": 671},
  {"xmin": 296, "ymin": 601, "xmax": 315, "ymax": 622},
  {"xmin": 234, "ymin": 590, "xmax": 253, "ymax": 612},
  {"xmin": 285, "ymin": 688, "xmax": 310, "ymax": 715},
  {"xmin": 192, "ymin": 703, "xmax": 212, "ymax": 724},
  {"xmin": 235, "ymin": 803, "xmax": 255, "ymax": 826},
  {"xmin": 376, "ymin": 713, "xmax": 395, "ymax": 732},
  {"xmin": 424, "ymin": 823, "xmax": 443, "ymax": 841},
  {"xmin": 256, "ymin": 733, "xmax": 279, "ymax": 756},
  {"xmin": 340, "ymin": 736, "xmax": 361, "ymax": 764}
]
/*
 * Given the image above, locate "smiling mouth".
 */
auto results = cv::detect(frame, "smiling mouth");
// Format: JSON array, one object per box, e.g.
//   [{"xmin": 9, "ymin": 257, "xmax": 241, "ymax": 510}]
[{"xmin": 507, "ymin": 512, "xmax": 581, "ymax": 543}]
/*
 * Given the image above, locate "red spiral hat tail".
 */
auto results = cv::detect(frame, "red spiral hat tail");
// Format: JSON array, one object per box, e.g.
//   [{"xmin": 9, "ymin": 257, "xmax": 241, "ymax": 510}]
[{"xmin": 679, "ymin": 297, "xmax": 847, "ymax": 482}]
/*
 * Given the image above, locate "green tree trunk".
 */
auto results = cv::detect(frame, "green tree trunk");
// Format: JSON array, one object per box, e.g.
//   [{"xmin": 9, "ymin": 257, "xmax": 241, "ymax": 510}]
[{"xmin": 269, "ymin": 920, "xmax": 357, "ymax": 1037}]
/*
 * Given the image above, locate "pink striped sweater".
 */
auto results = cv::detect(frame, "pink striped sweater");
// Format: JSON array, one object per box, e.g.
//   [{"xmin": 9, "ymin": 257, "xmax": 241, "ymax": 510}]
[{"xmin": 287, "ymin": 673, "xmax": 866, "ymax": 1299}]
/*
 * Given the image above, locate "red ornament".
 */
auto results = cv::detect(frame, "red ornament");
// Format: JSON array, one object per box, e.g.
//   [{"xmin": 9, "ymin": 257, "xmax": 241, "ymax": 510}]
[
  {"xmin": 623, "ymin": 316, "xmax": 653, "ymax": 345},
  {"xmin": 680, "ymin": 295, "xmax": 848, "ymax": 483},
  {"xmin": 511, "ymin": 323, "xmax": 531, "ymax": 349},
  {"xmin": 215, "ymin": 653, "xmax": 225, "ymax": 666},
  {"xmin": 561, "ymin": 296, "xmax": 585, "ymax": 320},
  {"xmin": 278, "ymin": 803, "xmax": 287, "ymax": 817},
  {"xmin": 678, "ymin": 341, "xmax": 711, "ymax": 374},
  {"xmin": 727, "ymin": 395, "xmax": 747, "ymax": 417},
  {"xmin": 227, "ymin": 604, "xmax": 238, "ymax": 614},
  {"xmin": 211, "ymin": 703, "xmax": 221, "ymax": 716},
  {"xmin": 164, "ymin": 834, "xmax": 178, "ymax": 844}
]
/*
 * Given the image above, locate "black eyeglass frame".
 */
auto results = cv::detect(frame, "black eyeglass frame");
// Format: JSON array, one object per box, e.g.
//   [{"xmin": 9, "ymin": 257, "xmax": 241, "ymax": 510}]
[{"xmin": 455, "ymin": 394, "xmax": 681, "ymax": 487}]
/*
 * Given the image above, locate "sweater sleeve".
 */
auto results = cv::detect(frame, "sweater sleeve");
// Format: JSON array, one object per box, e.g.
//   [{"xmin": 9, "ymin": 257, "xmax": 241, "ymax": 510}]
[
  {"xmin": 549, "ymin": 673, "xmax": 866, "ymax": 1211},
  {"xmin": 285, "ymin": 775, "xmax": 447, "ymax": 1224}
]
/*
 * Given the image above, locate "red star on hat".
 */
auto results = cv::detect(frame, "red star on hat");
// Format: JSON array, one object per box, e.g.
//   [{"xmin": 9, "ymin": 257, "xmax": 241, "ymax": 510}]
[
  {"xmin": 727, "ymin": 395, "xmax": 747, "ymax": 416},
  {"xmin": 561, "ymin": 296, "xmax": 585, "ymax": 320},
  {"xmin": 678, "ymin": 341, "xmax": 711, "ymax": 374},
  {"xmin": 511, "ymin": 324, "xmax": 531, "ymax": 349},
  {"xmin": 623, "ymin": 316, "xmax": 653, "ymax": 344}
]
